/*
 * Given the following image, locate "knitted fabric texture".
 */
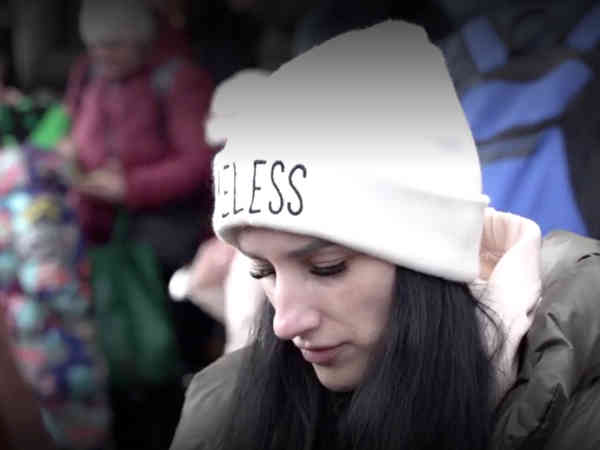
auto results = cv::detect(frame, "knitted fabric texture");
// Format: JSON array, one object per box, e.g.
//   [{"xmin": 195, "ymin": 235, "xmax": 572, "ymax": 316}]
[{"xmin": 212, "ymin": 20, "xmax": 489, "ymax": 282}]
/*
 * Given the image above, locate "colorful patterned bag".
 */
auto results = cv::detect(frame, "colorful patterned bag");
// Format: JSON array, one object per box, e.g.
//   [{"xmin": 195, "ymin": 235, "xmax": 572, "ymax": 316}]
[{"xmin": 0, "ymin": 145, "xmax": 111, "ymax": 449}]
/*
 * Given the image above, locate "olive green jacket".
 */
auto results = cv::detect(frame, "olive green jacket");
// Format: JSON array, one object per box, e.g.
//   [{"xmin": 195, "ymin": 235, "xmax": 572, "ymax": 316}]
[
  {"xmin": 171, "ymin": 231, "xmax": 600, "ymax": 450},
  {"xmin": 491, "ymin": 231, "xmax": 600, "ymax": 449}
]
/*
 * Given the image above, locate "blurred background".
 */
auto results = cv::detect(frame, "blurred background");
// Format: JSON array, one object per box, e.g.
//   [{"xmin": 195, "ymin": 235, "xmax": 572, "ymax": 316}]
[
  {"xmin": 0, "ymin": 0, "xmax": 503, "ymax": 93},
  {"xmin": 0, "ymin": 0, "xmax": 599, "ymax": 449}
]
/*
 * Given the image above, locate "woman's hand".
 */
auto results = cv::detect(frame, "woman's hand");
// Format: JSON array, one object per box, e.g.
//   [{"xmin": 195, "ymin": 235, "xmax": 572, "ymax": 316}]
[
  {"xmin": 190, "ymin": 237, "xmax": 237, "ymax": 290},
  {"xmin": 56, "ymin": 137, "xmax": 77, "ymax": 160},
  {"xmin": 74, "ymin": 159, "xmax": 126, "ymax": 203}
]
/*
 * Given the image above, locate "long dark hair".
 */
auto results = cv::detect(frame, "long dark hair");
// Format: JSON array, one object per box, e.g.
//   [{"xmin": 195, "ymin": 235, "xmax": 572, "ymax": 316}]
[{"xmin": 219, "ymin": 266, "xmax": 501, "ymax": 450}]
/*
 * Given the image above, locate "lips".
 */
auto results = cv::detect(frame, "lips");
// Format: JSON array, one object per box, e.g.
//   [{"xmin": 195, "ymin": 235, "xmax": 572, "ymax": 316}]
[{"xmin": 299, "ymin": 345, "xmax": 343, "ymax": 365}]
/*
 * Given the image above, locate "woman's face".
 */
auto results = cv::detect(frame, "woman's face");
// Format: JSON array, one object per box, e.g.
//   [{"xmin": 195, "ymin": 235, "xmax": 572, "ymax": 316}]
[
  {"xmin": 238, "ymin": 227, "xmax": 396, "ymax": 391},
  {"xmin": 88, "ymin": 40, "xmax": 148, "ymax": 80}
]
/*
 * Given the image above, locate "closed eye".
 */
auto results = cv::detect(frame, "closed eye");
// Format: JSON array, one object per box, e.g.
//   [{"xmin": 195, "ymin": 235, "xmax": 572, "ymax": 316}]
[
  {"xmin": 250, "ymin": 261, "xmax": 347, "ymax": 279},
  {"xmin": 249, "ymin": 265, "xmax": 275, "ymax": 279},
  {"xmin": 310, "ymin": 261, "xmax": 346, "ymax": 277}
]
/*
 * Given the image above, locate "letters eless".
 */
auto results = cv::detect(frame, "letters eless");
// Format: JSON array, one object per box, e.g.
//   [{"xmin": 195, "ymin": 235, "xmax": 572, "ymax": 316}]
[{"xmin": 216, "ymin": 160, "xmax": 307, "ymax": 218}]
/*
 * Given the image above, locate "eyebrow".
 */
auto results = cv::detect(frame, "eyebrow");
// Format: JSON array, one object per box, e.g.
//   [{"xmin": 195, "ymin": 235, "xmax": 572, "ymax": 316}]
[{"xmin": 239, "ymin": 238, "xmax": 336, "ymax": 260}]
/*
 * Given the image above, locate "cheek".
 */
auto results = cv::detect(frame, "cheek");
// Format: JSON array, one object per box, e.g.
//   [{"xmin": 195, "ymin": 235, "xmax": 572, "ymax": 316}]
[{"xmin": 336, "ymin": 263, "xmax": 395, "ymax": 344}]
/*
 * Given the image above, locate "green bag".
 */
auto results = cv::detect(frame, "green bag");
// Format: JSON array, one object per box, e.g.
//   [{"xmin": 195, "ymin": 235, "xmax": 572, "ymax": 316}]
[
  {"xmin": 28, "ymin": 103, "xmax": 71, "ymax": 150},
  {"xmin": 90, "ymin": 213, "xmax": 180, "ymax": 388}
]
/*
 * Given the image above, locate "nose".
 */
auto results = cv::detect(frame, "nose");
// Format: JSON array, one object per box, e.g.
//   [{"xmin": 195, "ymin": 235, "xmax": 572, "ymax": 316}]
[{"xmin": 270, "ymin": 275, "xmax": 320, "ymax": 340}]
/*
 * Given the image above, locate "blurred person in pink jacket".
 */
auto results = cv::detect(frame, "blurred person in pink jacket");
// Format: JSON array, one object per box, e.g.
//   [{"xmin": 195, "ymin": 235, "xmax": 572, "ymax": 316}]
[
  {"xmin": 58, "ymin": 2, "xmax": 217, "ymax": 448},
  {"xmin": 62, "ymin": 0, "xmax": 215, "ymax": 273}
]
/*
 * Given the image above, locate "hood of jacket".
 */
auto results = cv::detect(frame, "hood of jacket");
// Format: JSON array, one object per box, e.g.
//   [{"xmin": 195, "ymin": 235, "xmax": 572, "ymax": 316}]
[{"xmin": 470, "ymin": 208, "xmax": 543, "ymax": 405}]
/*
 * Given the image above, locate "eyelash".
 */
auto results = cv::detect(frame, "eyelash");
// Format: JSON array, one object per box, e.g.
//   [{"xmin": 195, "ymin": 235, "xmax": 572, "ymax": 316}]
[
  {"xmin": 249, "ymin": 267, "xmax": 274, "ymax": 279},
  {"xmin": 249, "ymin": 261, "xmax": 347, "ymax": 279},
  {"xmin": 311, "ymin": 261, "xmax": 346, "ymax": 277}
]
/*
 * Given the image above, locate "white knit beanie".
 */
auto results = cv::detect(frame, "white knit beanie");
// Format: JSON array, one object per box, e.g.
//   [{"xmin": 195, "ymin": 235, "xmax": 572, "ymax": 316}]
[
  {"xmin": 212, "ymin": 20, "xmax": 489, "ymax": 282},
  {"xmin": 79, "ymin": 0, "xmax": 156, "ymax": 45},
  {"xmin": 206, "ymin": 69, "xmax": 270, "ymax": 146}
]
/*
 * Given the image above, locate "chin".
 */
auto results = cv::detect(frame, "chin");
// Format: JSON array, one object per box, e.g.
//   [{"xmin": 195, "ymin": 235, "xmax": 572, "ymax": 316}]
[{"xmin": 314, "ymin": 366, "xmax": 361, "ymax": 392}]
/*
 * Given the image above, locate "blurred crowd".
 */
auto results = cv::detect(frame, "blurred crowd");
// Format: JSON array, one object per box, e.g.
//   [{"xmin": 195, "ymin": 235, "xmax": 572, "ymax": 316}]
[{"xmin": 0, "ymin": 0, "xmax": 599, "ymax": 449}]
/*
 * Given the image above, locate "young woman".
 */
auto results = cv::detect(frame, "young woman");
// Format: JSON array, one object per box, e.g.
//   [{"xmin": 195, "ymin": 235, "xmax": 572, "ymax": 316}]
[{"xmin": 171, "ymin": 20, "xmax": 600, "ymax": 450}]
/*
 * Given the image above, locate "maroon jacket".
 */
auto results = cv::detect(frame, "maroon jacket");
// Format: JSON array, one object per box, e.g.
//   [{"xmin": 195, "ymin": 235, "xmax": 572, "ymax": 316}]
[{"xmin": 65, "ymin": 53, "xmax": 216, "ymax": 242}]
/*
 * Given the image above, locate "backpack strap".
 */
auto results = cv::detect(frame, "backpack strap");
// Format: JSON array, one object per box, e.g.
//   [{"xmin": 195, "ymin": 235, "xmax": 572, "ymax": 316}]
[
  {"xmin": 150, "ymin": 58, "xmax": 182, "ymax": 98},
  {"xmin": 148, "ymin": 58, "xmax": 182, "ymax": 138},
  {"xmin": 68, "ymin": 60, "xmax": 96, "ymax": 120}
]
